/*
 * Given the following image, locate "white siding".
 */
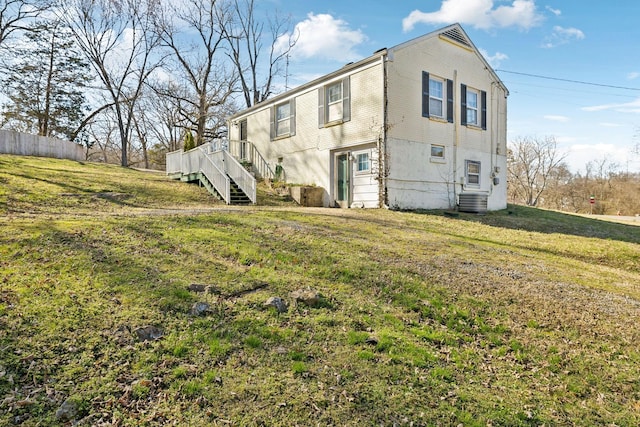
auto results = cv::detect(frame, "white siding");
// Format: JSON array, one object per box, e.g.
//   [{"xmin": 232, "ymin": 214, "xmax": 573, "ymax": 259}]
[
  {"xmin": 351, "ymin": 147, "xmax": 378, "ymax": 208},
  {"xmin": 385, "ymin": 33, "xmax": 508, "ymax": 210},
  {"xmin": 229, "ymin": 59, "xmax": 384, "ymax": 207}
]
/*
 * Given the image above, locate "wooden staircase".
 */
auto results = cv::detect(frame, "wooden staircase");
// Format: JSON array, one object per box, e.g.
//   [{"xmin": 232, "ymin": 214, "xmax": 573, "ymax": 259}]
[
  {"xmin": 166, "ymin": 145, "xmax": 256, "ymax": 205},
  {"xmin": 229, "ymin": 179, "xmax": 252, "ymax": 204},
  {"xmin": 195, "ymin": 172, "xmax": 251, "ymax": 204}
]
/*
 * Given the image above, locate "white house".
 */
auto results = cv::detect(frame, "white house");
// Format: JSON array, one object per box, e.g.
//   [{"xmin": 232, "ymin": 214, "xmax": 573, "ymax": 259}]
[{"xmin": 226, "ymin": 23, "xmax": 508, "ymax": 211}]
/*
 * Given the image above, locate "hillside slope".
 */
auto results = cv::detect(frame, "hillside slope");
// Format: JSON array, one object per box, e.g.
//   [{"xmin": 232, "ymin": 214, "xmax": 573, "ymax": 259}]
[{"xmin": 1, "ymin": 155, "xmax": 639, "ymax": 425}]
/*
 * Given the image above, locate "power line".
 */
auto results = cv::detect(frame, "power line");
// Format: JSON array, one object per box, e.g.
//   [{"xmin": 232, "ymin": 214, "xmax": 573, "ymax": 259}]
[{"xmin": 495, "ymin": 69, "xmax": 640, "ymax": 92}]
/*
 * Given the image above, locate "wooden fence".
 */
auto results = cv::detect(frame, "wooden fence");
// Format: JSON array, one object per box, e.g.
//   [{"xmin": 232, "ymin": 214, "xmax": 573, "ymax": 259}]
[{"xmin": 0, "ymin": 130, "xmax": 84, "ymax": 161}]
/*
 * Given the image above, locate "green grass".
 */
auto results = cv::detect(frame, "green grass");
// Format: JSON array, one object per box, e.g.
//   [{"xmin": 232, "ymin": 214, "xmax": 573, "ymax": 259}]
[{"xmin": 1, "ymin": 154, "xmax": 640, "ymax": 425}]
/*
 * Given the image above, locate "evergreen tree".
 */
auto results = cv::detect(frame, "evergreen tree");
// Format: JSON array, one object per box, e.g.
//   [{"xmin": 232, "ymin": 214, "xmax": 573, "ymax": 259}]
[
  {"xmin": 0, "ymin": 20, "xmax": 90, "ymax": 140},
  {"xmin": 183, "ymin": 130, "xmax": 195, "ymax": 151}
]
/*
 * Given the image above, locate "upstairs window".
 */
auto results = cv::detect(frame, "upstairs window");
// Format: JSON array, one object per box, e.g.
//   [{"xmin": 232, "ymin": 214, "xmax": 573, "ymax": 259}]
[
  {"xmin": 270, "ymin": 98, "xmax": 296, "ymax": 139},
  {"xmin": 326, "ymin": 81, "xmax": 343, "ymax": 122},
  {"xmin": 429, "ymin": 78, "xmax": 444, "ymax": 118},
  {"xmin": 276, "ymin": 102, "xmax": 291, "ymax": 136},
  {"xmin": 422, "ymin": 71, "xmax": 453, "ymax": 122},
  {"xmin": 318, "ymin": 77, "xmax": 351, "ymax": 127},
  {"xmin": 466, "ymin": 89, "xmax": 478, "ymax": 125},
  {"xmin": 461, "ymin": 84, "xmax": 486, "ymax": 129}
]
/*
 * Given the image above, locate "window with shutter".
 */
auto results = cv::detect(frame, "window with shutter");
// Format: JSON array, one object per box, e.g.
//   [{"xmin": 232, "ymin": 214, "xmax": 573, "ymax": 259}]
[
  {"xmin": 423, "ymin": 72, "xmax": 453, "ymax": 122},
  {"xmin": 318, "ymin": 77, "xmax": 351, "ymax": 126},
  {"xmin": 272, "ymin": 99, "xmax": 296, "ymax": 139},
  {"xmin": 461, "ymin": 84, "xmax": 487, "ymax": 129}
]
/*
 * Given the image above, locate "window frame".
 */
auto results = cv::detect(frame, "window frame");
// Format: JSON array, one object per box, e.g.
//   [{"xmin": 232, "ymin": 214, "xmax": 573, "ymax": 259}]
[
  {"xmin": 275, "ymin": 101, "xmax": 291, "ymax": 137},
  {"xmin": 465, "ymin": 160, "xmax": 481, "ymax": 187},
  {"xmin": 466, "ymin": 88, "xmax": 479, "ymax": 126},
  {"xmin": 422, "ymin": 71, "xmax": 453, "ymax": 122},
  {"xmin": 326, "ymin": 81, "xmax": 343, "ymax": 123},
  {"xmin": 461, "ymin": 84, "xmax": 487, "ymax": 129},
  {"xmin": 356, "ymin": 152, "xmax": 370, "ymax": 173},
  {"xmin": 429, "ymin": 77, "xmax": 445, "ymax": 119},
  {"xmin": 430, "ymin": 144, "xmax": 445, "ymax": 159},
  {"xmin": 318, "ymin": 77, "xmax": 351, "ymax": 128},
  {"xmin": 270, "ymin": 98, "xmax": 296, "ymax": 140},
  {"xmin": 326, "ymin": 81, "xmax": 342, "ymax": 105}
]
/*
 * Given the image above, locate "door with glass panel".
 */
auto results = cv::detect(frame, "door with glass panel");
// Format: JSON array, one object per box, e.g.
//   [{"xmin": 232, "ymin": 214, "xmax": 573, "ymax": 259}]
[{"xmin": 335, "ymin": 153, "xmax": 350, "ymax": 208}]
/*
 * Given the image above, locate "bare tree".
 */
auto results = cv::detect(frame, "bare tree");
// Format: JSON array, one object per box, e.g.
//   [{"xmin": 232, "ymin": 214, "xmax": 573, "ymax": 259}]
[
  {"xmin": 60, "ymin": 0, "xmax": 161, "ymax": 167},
  {"xmin": 85, "ymin": 114, "xmax": 118, "ymax": 163},
  {"xmin": 146, "ymin": 80, "xmax": 188, "ymax": 152},
  {"xmin": 632, "ymin": 125, "xmax": 640, "ymax": 164},
  {"xmin": 223, "ymin": 0, "xmax": 297, "ymax": 108},
  {"xmin": 0, "ymin": 0, "xmax": 49, "ymax": 48},
  {"xmin": 153, "ymin": 0, "xmax": 236, "ymax": 146},
  {"xmin": 537, "ymin": 162, "xmax": 574, "ymax": 211},
  {"xmin": 507, "ymin": 135, "xmax": 568, "ymax": 206}
]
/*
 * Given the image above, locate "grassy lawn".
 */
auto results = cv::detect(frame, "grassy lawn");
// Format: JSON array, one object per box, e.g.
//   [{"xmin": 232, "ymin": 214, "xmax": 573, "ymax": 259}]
[{"xmin": 1, "ymin": 154, "xmax": 639, "ymax": 425}]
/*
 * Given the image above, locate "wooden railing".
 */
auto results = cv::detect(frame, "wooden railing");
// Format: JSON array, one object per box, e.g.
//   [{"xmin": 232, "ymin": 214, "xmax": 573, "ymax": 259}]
[
  {"xmin": 199, "ymin": 149, "xmax": 231, "ymax": 203},
  {"xmin": 166, "ymin": 150, "xmax": 183, "ymax": 174},
  {"xmin": 223, "ymin": 139, "xmax": 275, "ymax": 181},
  {"xmin": 206, "ymin": 149, "xmax": 256, "ymax": 203}
]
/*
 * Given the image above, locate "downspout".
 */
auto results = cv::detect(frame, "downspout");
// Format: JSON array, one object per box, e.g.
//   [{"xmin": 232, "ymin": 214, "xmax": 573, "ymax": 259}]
[
  {"xmin": 453, "ymin": 69, "xmax": 459, "ymax": 208},
  {"xmin": 488, "ymin": 82, "xmax": 498, "ymax": 197},
  {"xmin": 381, "ymin": 52, "xmax": 389, "ymax": 208}
]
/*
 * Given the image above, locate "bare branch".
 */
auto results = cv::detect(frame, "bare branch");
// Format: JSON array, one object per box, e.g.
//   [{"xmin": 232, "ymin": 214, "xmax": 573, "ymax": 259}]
[
  {"xmin": 59, "ymin": 0, "xmax": 161, "ymax": 166},
  {"xmin": 0, "ymin": 0, "xmax": 50, "ymax": 48}
]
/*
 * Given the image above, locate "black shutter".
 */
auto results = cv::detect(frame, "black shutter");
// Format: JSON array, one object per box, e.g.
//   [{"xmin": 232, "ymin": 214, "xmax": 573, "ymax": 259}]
[
  {"xmin": 318, "ymin": 87, "xmax": 325, "ymax": 128},
  {"xmin": 422, "ymin": 71, "xmax": 429, "ymax": 118},
  {"xmin": 481, "ymin": 90, "xmax": 487, "ymax": 130},
  {"xmin": 269, "ymin": 106, "xmax": 275, "ymax": 139},
  {"xmin": 290, "ymin": 98, "xmax": 296, "ymax": 136},
  {"xmin": 342, "ymin": 77, "xmax": 351, "ymax": 122},
  {"xmin": 446, "ymin": 79, "xmax": 454, "ymax": 123},
  {"xmin": 460, "ymin": 84, "xmax": 467, "ymax": 126}
]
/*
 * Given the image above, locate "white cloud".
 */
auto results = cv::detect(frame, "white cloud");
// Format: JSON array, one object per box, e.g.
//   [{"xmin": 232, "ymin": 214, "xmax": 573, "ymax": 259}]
[
  {"xmin": 479, "ymin": 48, "xmax": 508, "ymax": 68},
  {"xmin": 567, "ymin": 143, "xmax": 630, "ymax": 166},
  {"xmin": 277, "ymin": 13, "xmax": 366, "ymax": 62},
  {"xmin": 627, "ymin": 72, "xmax": 640, "ymax": 80},
  {"xmin": 541, "ymin": 25, "xmax": 585, "ymax": 48},
  {"xmin": 545, "ymin": 6, "xmax": 561, "ymax": 16},
  {"xmin": 402, "ymin": 0, "xmax": 543, "ymax": 32},
  {"xmin": 582, "ymin": 98, "xmax": 640, "ymax": 114},
  {"xmin": 544, "ymin": 115, "xmax": 569, "ymax": 122},
  {"xmin": 599, "ymin": 122, "xmax": 622, "ymax": 128}
]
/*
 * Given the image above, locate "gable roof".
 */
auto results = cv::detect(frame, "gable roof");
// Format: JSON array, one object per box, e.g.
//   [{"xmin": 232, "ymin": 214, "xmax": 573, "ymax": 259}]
[{"xmin": 389, "ymin": 23, "xmax": 508, "ymax": 95}]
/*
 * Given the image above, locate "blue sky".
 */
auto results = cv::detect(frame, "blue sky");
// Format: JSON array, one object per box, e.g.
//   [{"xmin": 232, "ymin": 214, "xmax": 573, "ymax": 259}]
[{"xmin": 262, "ymin": 0, "xmax": 640, "ymax": 173}]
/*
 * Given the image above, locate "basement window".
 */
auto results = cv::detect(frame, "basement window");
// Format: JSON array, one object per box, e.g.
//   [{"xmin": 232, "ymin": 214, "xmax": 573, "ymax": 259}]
[
  {"xmin": 430, "ymin": 144, "xmax": 445, "ymax": 158},
  {"xmin": 466, "ymin": 160, "xmax": 481, "ymax": 186}
]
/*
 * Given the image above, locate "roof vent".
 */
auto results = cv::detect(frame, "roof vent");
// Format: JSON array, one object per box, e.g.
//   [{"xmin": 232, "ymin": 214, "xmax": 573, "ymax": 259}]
[{"xmin": 440, "ymin": 27, "xmax": 471, "ymax": 48}]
